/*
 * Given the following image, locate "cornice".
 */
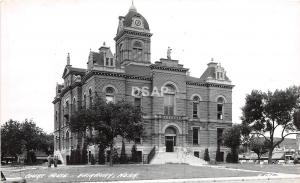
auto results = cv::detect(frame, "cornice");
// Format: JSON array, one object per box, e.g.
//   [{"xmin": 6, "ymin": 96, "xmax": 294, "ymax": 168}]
[
  {"xmin": 186, "ymin": 81, "xmax": 234, "ymax": 89},
  {"xmin": 149, "ymin": 64, "xmax": 188, "ymax": 73}
]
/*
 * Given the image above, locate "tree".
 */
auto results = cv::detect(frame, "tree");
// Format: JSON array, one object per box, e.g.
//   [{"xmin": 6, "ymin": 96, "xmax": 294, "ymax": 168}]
[
  {"xmin": 223, "ymin": 125, "xmax": 241, "ymax": 163},
  {"xmin": 70, "ymin": 96, "xmax": 143, "ymax": 166},
  {"xmin": 1, "ymin": 120, "xmax": 22, "ymax": 159},
  {"xmin": 204, "ymin": 148, "xmax": 210, "ymax": 162},
  {"xmin": 249, "ymin": 137, "xmax": 268, "ymax": 161},
  {"xmin": 241, "ymin": 86, "xmax": 300, "ymax": 164}
]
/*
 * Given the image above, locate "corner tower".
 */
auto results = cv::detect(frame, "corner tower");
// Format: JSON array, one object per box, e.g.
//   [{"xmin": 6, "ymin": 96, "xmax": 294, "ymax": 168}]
[{"xmin": 115, "ymin": 3, "xmax": 152, "ymax": 65}]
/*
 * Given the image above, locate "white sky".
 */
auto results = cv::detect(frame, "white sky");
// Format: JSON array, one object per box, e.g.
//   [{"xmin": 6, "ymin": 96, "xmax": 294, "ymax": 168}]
[{"xmin": 1, "ymin": 0, "xmax": 300, "ymax": 135}]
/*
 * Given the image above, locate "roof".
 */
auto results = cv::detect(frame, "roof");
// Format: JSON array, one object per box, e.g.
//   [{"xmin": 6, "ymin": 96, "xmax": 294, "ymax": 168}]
[
  {"xmin": 123, "ymin": 10, "xmax": 149, "ymax": 30},
  {"xmin": 200, "ymin": 62, "xmax": 230, "ymax": 81},
  {"xmin": 62, "ymin": 66, "xmax": 86, "ymax": 78},
  {"xmin": 199, "ymin": 66, "xmax": 216, "ymax": 81},
  {"xmin": 187, "ymin": 76, "xmax": 203, "ymax": 83}
]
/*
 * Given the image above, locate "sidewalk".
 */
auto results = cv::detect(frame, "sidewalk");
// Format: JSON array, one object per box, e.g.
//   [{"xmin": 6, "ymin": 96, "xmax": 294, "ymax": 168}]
[{"xmin": 84, "ymin": 174, "xmax": 300, "ymax": 183}]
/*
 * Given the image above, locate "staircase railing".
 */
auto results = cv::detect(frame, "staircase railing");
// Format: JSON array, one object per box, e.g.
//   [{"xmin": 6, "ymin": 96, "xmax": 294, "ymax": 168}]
[{"xmin": 147, "ymin": 146, "xmax": 156, "ymax": 164}]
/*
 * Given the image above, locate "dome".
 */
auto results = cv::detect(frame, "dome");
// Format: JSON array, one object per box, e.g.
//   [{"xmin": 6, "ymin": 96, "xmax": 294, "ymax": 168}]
[{"xmin": 122, "ymin": 8, "xmax": 150, "ymax": 30}]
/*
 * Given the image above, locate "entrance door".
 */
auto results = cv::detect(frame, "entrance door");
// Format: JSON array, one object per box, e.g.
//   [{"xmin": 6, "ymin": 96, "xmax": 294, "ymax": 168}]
[{"xmin": 165, "ymin": 136, "xmax": 175, "ymax": 152}]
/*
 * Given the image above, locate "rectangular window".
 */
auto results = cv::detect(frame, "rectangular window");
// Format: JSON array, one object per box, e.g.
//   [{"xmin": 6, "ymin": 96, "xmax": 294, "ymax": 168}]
[
  {"xmin": 193, "ymin": 103, "xmax": 198, "ymax": 118},
  {"xmin": 164, "ymin": 94, "xmax": 174, "ymax": 115},
  {"xmin": 217, "ymin": 104, "xmax": 223, "ymax": 120},
  {"xmin": 133, "ymin": 48, "xmax": 143, "ymax": 61},
  {"xmin": 110, "ymin": 58, "xmax": 114, "ymax": 66},
  {"xmin": 193, "ymin": 128, "xmax": 199, "ymax": 145},
  {"xmin": 134, "ymin": 98, "xmax": 141, "ymax": 108},
  {"xmin": 106, "ymin": 58, "xmax": 109, "ymax": 66}
]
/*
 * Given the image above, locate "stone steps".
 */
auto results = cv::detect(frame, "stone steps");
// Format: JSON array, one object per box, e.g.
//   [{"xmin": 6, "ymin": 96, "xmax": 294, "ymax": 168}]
[{"xmin": 150, "ymin": 151, "xmax": 207, "ymax": 166}]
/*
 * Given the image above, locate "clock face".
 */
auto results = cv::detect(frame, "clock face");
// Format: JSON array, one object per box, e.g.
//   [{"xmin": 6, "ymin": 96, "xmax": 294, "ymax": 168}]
[{"xmin": 134, "ymin": 19, "xmax": 141, "ymax": 26}]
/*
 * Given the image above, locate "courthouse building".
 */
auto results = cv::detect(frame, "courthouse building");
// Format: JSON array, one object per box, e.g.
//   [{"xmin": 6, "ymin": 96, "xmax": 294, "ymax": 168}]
[{"xmin": 53, "ymin": 4, "xmax": 234, "ymax": 164}]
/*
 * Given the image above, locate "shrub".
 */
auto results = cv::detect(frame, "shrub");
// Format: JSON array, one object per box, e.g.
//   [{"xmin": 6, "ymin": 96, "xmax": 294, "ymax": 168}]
[
  {"xmin": 81, "ymin": 145, "xmax": 88, "ymax": 164},
  {"xmin": 204, "ymin": 148, "xmax": 210, "ymax": 162},
  {"xmin": 226, "ymin": 151, "xmax": 238, "ymax": 163},
  {"xmin": 98, "ymin": 147, "xmax": 106, "ymax": 164},
  {"xmin": 113, "ymin": 148, "xmax": 119, "ymax": 164},
  {"xmin": 91, "ymin": 155, "xmax": 96, "ymax": 165},
  {"xmin": 131, "ymin": 144, "xmax": 138, "ymax": 162}
]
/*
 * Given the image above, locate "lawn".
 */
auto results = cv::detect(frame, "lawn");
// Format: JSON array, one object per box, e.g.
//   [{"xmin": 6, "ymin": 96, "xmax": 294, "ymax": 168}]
[
  {"xmin": 222, "ymin": 163, "xmax": 300, "ymax": 175},
  {"xmin": 1, "ymin": 163, "xmax": 294, "ymax": 183}
]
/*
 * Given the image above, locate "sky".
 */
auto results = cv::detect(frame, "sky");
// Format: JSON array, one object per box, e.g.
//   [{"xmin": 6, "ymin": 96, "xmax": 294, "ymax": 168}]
[{"xmin": 1, "ymin": 0, "xmax": 300, "ymax": 135}]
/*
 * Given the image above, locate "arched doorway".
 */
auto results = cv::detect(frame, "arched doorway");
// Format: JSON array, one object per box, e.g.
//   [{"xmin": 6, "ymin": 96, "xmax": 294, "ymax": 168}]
[{"xmin": 165, "ymin": 126, "xmax": 177, "ymax": 152}]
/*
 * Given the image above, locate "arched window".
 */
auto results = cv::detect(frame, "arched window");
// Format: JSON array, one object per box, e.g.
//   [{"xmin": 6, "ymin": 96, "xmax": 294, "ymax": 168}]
[
  {"xmin": 164, "ymin": 84, "xmax": 176, "ymax": 115},
  {"xmin": 105, "ymin": 87, "xmax": 115, "ymax": 103},
  {"xmin": 217, "ymin": 97, "xmax": 225, "ymax": 120},
  {"xmin": 133, "ymin": 41, "xmax": 143, "ymax": 62},
  {"xmin": 89, "ymin": 88, "xmax": 92, "ymax": 107},
  {"xmin": 192, "ymin": 96, "xmax": 200, "ymax": 118}
]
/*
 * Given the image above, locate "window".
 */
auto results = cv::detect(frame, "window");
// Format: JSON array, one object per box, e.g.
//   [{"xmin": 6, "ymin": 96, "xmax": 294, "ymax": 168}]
[
  {"xmin": 192, "ymin": 96, "xmax": 200, "ymax": 118},
  {"xmin": 134, "ymin": 97, "xmax": 141, "ymax": 108},
  {"xmin": 119, "ymin": 44, "xmax": 123, "ymax": 62},
  {"xmin": 105, "ymin": 87, "xmax": 115, "ymax": 103},
  {"xmin": 133, "ymin": 41, "xmax": 143, "ymax": 62},
  {"xmin": 194, "ymin": 151, "xmax": 200, "ymax": 158},
  {"xmin": 192, "ymin": 127, "xmax": 199, "ymax": 145},
  {"xmin": 89, "ymin": 89, "xmax": 92, "ymax": 107},
  {"xmin": 110, "ymin": 58, "xmax": 114, "ymax": 66},
  {"xmin": 217, "ymin": 97, "xmax": 225, "ymax": 120},
  {"xmin": 164, "ymin": 85, "xmax": 175, "ymax": 115},
  {"xmin": 106, "ymin": 58, "xmax": 109, "ymax": 66},
  {"xmin": 83, "ymin": 94, "xmax": 87, "ymax": 108}
]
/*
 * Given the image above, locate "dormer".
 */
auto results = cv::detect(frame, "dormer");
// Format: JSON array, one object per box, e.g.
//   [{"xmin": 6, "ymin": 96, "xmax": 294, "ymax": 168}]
[{"xmin": 200, "ymin": 58, "xmax": 232, "ymax": 84}]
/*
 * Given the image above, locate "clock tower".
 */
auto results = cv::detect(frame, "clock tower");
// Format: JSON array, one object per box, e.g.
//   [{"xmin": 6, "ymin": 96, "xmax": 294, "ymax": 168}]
[{"xmin": 115, "ymin": 3, "xmax": 152, "ymax": 65}]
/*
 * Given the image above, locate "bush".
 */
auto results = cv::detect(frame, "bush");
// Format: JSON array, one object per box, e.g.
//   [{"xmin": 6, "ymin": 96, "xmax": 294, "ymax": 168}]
[
  {"xmin": 113, "ymin": 148, "xmax": 119, "ymax": 164},
  {"xmin": 216, "ymin": 149, "xmax": 222, "ymax": 162},
  {"xmin": 131, "ymin": 144, "xmax": 138, "ymax": 162},
  {"xmin": 98, "ymin": 147, "xmax": 105, "ymax": 164},
  {"xmin": 91, "ymin": 155, "xmax": 96, "ymax": 165},
  {"xmin": 25, "ymin": 150, "xmax": 37, "ymax": 164},
  {"xmin": 204, "ymin": 148, "xmax": 210, "ymax": 162},
  {"xmin": 81, "ymin": 146, "xmax": 88, "ymax": 164},
  {"xmin": 294, "ymin": 158, "xmax": 299, "ymax": 164},
  {"xmin": 226, "ymin": 151, "xmax": 238, "ymax": 163}
]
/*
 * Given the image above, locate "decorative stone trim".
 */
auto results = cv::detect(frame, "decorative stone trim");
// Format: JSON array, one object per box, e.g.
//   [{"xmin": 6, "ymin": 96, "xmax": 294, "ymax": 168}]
[
  {"xmin": 186, "ymin": 81, "xmax": 234, "ymax": 89},
  {"xmin": 150, "ymin": 64, "xmax": 188, "ymax": 72}
]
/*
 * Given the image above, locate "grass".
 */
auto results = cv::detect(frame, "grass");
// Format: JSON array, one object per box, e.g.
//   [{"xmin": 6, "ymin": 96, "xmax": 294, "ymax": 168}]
[
  {"xmin": 222, "ymin": 163, "xmax": 300, "ymax": 175},
  {"xmin": 2, "ymin": 163, "xmax": 298, "ymax": 183}
]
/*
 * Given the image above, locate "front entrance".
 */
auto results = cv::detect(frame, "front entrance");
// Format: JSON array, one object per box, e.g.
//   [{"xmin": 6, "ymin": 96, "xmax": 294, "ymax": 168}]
[
  {"xmin": 165, "ymin": 136, "xmax": 176, "ymax": 152},
  {"xmin": 165, "ymin": 126, "xmax": 177, "ymax": 152}
]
